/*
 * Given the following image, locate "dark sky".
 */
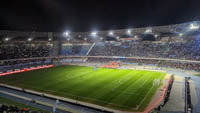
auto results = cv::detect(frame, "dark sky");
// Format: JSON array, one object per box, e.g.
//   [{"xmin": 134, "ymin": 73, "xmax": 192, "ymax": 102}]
[{"xmin": 0, "ymin": 0, "xmax": 200, "ymax": 32}]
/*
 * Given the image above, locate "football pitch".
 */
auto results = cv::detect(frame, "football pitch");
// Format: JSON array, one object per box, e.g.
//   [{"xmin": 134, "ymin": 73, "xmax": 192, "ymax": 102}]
[{"xmin": 0, "ymin": 65, "xmax": 166, "ymax": 112}]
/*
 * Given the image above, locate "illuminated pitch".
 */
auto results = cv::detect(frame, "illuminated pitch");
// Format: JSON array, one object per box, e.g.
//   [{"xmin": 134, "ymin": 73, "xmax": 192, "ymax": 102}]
[{"xmin": 0, "ymin": 65, "xmax": 166, "ymax": 112}]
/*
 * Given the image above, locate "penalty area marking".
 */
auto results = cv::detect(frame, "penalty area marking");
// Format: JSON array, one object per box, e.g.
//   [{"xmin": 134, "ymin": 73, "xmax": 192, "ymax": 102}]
[{"xmin": 137, "ymin": 73, "xmax": 164, "ymax": 109}]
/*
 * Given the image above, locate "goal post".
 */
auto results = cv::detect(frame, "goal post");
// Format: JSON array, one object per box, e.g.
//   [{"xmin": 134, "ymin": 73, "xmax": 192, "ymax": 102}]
[{"xmin": 153, "ymin": 79, "xmax": 160, "ymax": 87}]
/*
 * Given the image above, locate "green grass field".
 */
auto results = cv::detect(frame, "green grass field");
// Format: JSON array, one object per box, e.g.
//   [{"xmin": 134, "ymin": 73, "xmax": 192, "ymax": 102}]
[
  {"xmin": 195, "ymin": 74, "xmax": 200, "ymax": 77},
  {"xmin": 0, "ymin": 65, "xmax": 166, "ymax": 112}
]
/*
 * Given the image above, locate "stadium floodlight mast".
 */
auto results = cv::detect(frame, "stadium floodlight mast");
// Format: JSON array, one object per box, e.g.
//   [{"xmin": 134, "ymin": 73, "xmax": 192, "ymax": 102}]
[{"xmin": 190, "ymin": 24, "xmax": 199, "ymax": 30}]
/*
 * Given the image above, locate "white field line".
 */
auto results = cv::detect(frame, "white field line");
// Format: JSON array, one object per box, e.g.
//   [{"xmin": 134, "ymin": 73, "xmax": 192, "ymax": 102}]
[
  {"xmin": 109, "ymin": 74, "xmax": 148, "ymax": 110},
  {"xmin": 85, "ymin": 71, "xmax": 134, "ymax": 94},
  {"xmin": 1, "ymin": 71, "xmax": 163, "ymax": 110},
  {"xmin": 84, "ymin": 71, "xmax": 141, "ymax": 109},
  {"xmin": 102, "ymin": 72, "xmax": 138, "ymax": 108},
  {"xmin": 63, "ymin": 71, "xmax": 150, "ymax": 109},
  {"xmin": 70, "ymin": 71, "xmax": 145, "ymax": 101},
  {"xmin": 111, "ymin": 71, "xmax": 145, "ymax": 91},
  {"xmin": 0, "ymin": 72, "xmax": 166, "ymax": 113},
  {"xmin": 111, "ymin": 73, "xmax": 134, "ymax": 91},
  {"xmin": 65, "ymin": 67, "xmax": 112, "ymax": 81},
  {"xmin": 41, "ymin": 68, "xmax": 101, "ymax": 88},
  {"xmin": 126, "ymin": 72, "xmax": 152, "ymax": 91},
  {"xmin": 138, "ymin": 86, "xmax": 154, "ymax": 109},
  {"xmin": 137, "ymin": 73, "xmax": 164, "ymax": 109},
  {"xmin": 28, "ymin": 67, "xmax": 89, "ymax": 84},
  {"xmin": 108, "ymin": 89, "xmax": 141, "ymax": 96},
  {"xmin": 120, "ymin": 73, "xmax": 152, "ymax": 110},
  {"xmin": 100, "ymin": 71, "xmax": 150, "ymax": 109},
  {"xmin": 137, "ymin": 75, "xmax": 154, "ymax": 108},
  {"xmin": 67, "ymin": 71, "xmax": 123, "ymax": 91},
  {"xmin": 65, "ymin": 70, "xmax": 93, "ymax": 80},
  {"xmin": 109, "ymin": 72, "xmax": 149, "ymax": 96},
  {"xmin": 112, "ymin": 72, "xmax": 162, "ymax": 110},
  {"xmin": 88, "ymin": 71, "xmax": 143, "ymax": 97}
]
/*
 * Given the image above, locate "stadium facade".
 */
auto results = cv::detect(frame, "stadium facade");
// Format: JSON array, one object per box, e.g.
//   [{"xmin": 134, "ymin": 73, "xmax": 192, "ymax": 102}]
[{"xmin": 1, "ymin": 21, "xmax": 200, "ymax": 71}]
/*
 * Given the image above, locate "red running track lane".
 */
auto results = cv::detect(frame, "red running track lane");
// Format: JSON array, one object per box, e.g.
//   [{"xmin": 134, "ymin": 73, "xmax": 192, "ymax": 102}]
[{"xmin": 0, "ymin": 65, "xmax": 54, "ymax": 77}]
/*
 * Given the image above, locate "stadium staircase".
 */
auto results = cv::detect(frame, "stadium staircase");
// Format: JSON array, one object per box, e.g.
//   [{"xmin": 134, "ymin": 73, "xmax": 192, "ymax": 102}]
[
  {"xmin": 84, "ymin": 42, "xmax": 95, "ymax": 62},
  {"xmin": 185, "ymin": 77, "xmax": 192, "ymax": 113},
  {"xmin": 86, "ymin": 42, "xmax": 95, "ymax": 56}
]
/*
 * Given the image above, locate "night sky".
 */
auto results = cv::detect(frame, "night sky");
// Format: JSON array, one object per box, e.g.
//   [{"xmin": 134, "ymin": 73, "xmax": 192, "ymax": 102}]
[{"xmin": 0, "ymin": 0, "xmax": 200, "ymax": 32}]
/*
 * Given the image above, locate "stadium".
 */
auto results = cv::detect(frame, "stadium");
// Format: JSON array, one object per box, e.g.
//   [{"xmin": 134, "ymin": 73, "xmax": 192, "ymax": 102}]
[{"xmin": 0, "ymin": 21, "xmax": 200, "ymax": 113}]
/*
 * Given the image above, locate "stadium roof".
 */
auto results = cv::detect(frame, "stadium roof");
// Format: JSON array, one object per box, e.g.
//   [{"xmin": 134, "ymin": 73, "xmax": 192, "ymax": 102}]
[{"xmin": 0, "ymin": 21, "xmax": 200, "ymax": 42}]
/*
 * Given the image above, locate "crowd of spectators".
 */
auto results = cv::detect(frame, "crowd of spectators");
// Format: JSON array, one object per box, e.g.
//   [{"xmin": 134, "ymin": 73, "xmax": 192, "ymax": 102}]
[
  {"xmin": 0, "ymin": 42, "xmax": 51, "ymax": 60},
  {"xmin": 0, "ymin": 104, "xmax": 40, "ymax": 113},
  {"xmin": 61, "ymin": 45, "xmax": 91, "ymax": 56},
  {"xmin": 89, "ymin": 40, "xmax": 200, "ymax": 61},
  {"xmin": 0, "ymin": 59, "xmax": 52, "ymax": 73},
  {"xmin": 0, "ymin": 36, "xmax": 200, "ymax": 71},
  {"xmin": 88, "ymin": 58, "xmax": 200, "ymax": 71}
]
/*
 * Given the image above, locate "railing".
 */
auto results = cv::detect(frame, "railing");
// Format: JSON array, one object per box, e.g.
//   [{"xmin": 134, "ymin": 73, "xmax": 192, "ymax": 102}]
[
  {"xmin": 1, "ymin": 55, "xmax": 200, "ymax": 63},
  {"xmin": 185, "ymin": 77, "xmax": 193, "ymax": 113}
]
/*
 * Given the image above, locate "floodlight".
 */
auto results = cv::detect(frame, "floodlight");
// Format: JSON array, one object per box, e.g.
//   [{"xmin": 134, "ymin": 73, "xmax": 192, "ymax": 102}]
[
  {"xmin": 134, "ymin": 35, "xmax": 138, "ymax": 38},
  {"xmin": 145, "ymin": 28, "xmax": 152, "ymax": 33},
  {"xmin": 49, "ymin": 38, "xmax": 52, "ymax": 41},
  {"xmin": 190, "ymin": 24, "xmax": 199, "ymax": 30},
  {"xmin": 84, "ymin": 38, "xmax": 87, "ymax": 41},
  {"xmin": 127, "ymin": 29, "xmax": 131, "ymax": 35},
  {"xmin": 109, "ymin": 31, "xmax": 114, "ymax": 36},
  {"xmin": 28, "ymin": 38, "xmax": 32, "ymax": 41},
  {"xmin": 91, "ymin": 31, "xmax": 97, "ymax": 36},
  {"xmin": 5, "ymin": 38, "xmax": 9, "ymax": 41}
]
